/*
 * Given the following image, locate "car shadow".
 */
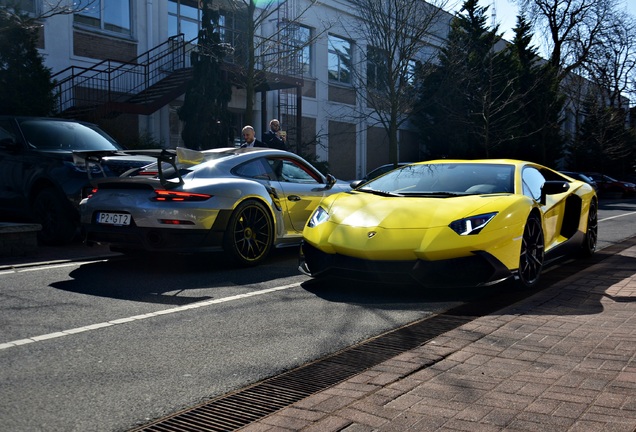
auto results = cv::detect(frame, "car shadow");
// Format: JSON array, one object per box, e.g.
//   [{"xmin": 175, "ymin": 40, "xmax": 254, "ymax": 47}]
[
  {"xmin": 301, "ymin": 239, "xmax": 636, "ymax": 317},
  {"xmin": 302, "ymin": 275, "xmax": 511, "ymax": 310},
  {"xmin": 50, "ymin": 248, "xmax": 302, "ymax": 304}
]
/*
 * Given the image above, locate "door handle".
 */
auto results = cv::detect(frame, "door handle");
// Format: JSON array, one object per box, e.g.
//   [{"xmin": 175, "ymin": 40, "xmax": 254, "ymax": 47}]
[{"xmin": 288, "ymin": 195, "xmax": 301, "ymax": 201}]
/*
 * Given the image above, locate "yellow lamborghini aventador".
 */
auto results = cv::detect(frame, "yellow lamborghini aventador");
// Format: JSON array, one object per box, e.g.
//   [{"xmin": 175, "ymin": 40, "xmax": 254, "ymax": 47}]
[{"xmin": 299, "ymin": 160, "xmax": 598, "ymax": 289}]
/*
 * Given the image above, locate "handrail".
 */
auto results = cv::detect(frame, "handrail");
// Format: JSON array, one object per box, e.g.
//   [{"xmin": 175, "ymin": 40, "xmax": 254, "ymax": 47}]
[{"xmin": 54, "ymin": 34, "xmax": 196, "ymax": 114}]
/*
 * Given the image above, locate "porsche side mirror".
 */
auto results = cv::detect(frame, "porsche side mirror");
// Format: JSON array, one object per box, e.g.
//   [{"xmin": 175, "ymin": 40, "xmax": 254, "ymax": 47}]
[
  {"xmin": 540, "ymin": 181, "xmax": 570, "ymax": 204},
  {"xmin": 325, "ymin": 173, "xmax": 336, "ymax": 189},
  {"xmin": 350, "ymin": 179, "xmax": 365, "ymax": 189}
]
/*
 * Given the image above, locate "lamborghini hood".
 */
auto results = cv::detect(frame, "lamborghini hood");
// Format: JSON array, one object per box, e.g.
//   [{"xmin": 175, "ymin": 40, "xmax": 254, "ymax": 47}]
[{"xmin": 326, "ymin": 191, "xmax": 511, "ymax": 229}]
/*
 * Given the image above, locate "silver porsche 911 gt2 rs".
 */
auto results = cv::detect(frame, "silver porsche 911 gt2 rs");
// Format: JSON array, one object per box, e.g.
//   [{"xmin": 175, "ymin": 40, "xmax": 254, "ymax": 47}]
[{"xmin": 80, "ymin": 147, "xmax": 350, "ymax": 265}]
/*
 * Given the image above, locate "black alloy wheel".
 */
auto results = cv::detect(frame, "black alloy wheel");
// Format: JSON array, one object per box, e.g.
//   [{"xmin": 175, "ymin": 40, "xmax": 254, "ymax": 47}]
[
  {"xmin": 517, "ymin": 213, "xmax": 544, "ymax": 289},
  {"xmin": 580, "ymin": 198, "xmax": 598, "ymax": 257},
  {"xmin": 224, "ymin": 200, "xmax": 274, "ymax": 266}
]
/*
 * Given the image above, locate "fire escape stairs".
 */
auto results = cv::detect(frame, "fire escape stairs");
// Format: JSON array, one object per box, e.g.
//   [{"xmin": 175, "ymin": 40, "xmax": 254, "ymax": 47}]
[
  {"xmin": 53, "ymin": 34, "xmax": 195, "ymax": 120},
  {"xmin": 103, "ymin": 68, "xmax": 194, "ymax": 116}
]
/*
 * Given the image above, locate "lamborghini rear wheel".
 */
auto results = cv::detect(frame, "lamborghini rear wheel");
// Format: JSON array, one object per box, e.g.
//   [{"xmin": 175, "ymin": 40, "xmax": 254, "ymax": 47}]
[
  {"xmin": 224, "ymin": 200, "xmax": 274, "ymax": 266},
  {"xmin": 517, "ymin": 213, "xmax": 544, "ymax": 289}
]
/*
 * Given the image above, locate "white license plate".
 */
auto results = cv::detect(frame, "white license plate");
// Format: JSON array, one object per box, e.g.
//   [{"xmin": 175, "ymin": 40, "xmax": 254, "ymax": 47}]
[{"xmin": 97, "ymin": 212, "xmax": 131, "ymax": 226}]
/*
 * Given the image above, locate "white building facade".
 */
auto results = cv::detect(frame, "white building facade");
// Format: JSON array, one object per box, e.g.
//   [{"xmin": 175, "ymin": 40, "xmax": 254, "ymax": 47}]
[{"xmin": 7, "ymin": 0, "xmax": 452, "ymax": 179}]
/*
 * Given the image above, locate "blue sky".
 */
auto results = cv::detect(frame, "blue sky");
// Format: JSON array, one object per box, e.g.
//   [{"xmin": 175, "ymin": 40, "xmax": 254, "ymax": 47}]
[{"xmin": 448, "ymin": 0, "xmax": 636, "ymax": 42}]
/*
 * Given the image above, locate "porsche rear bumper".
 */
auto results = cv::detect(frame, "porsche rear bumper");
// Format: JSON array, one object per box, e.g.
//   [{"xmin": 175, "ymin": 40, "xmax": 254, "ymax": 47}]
[
  {"xmin": 299, "ymin": 242, "xmax": 513, "ymax": 287},
  {"xmin": 83, "ymin": 210, "xmax": 232, "ymax": 252}
]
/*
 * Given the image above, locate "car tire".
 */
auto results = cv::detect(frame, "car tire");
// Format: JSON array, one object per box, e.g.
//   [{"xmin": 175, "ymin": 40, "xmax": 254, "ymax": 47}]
[
  {"xmin": 516, "ymin": 213, "xmax": 544, "ymax": 289},
  {"xmin": 32, "ymin": 187, "xmax": 78, "ymax": 245},
  {"xmin": 223, "ymin": 200, "xmax": 274, "ymax": 266},
  {"xmin": 580, "ymin": 198, "xmax": 598, "ymax": 257}
]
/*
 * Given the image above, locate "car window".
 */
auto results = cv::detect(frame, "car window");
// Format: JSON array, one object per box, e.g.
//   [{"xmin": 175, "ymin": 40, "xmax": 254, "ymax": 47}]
[
  {"xmin": 234, "ymin": 158, "xmax": 273, "ymax": 180},
  {"xmin": 365, "ymin": 163, "xmax": 513, "ymax": 194},
  {"xmin": 522, "ymin": 167, "xmax": 545, "ymax": 201},
  {"xmin": 268, "ymin": 158, "xmax": 321, "ymax": 184},
  {"xmin": 17, "ymin": 120, "xmax": 122, "ymax": 151}
]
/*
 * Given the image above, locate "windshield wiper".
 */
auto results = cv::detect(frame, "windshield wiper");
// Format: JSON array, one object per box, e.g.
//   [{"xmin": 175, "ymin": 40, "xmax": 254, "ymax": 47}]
[
  {"xmin": 400, "ymin": 191, "xmax": 467, "ymax": 197},
  {"xmin": 357, "ymin": 188, "xmax": 403, "ymax": 197}
]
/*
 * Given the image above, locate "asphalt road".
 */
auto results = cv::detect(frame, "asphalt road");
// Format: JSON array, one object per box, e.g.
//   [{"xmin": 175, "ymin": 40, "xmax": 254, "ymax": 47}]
[{"xmin": 0, "ymin": 197, "xmax": 635, "ymax": 432}]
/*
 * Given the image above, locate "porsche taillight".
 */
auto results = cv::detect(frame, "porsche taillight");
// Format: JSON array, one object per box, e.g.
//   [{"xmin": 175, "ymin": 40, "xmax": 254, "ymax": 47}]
[{"xmin": 151, "ymin": 190, "xmax": 212, "ymax": 202}]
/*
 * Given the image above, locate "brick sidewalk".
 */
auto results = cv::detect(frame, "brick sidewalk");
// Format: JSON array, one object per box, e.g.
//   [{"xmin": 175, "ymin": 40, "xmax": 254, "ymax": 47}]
[{"xmin": 240, "ymin": 244, "xmax": 636, "ymax": 431}]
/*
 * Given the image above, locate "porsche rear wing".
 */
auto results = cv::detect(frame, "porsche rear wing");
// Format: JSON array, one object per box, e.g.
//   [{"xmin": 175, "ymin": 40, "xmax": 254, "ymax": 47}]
[
  {"xmin": 80, "ymin": 147, "xmax": 207, "ymax": 189},
  {"xmin": 72, "ymin": 149, "xmax": 165, "ymax": 181}
]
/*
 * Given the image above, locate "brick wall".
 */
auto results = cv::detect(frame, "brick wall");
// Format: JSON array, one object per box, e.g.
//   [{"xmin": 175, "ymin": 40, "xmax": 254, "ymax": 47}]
[{"xmin": 73, "ymin": 30, "xmax": 137, "ymax": 62}]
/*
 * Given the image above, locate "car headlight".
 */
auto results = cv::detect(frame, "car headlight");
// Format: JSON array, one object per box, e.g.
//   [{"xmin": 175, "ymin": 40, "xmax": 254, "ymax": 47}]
[
  {"xmin": 307, "ymin": 206, "xmax": 330, "ymax": 227},
  {"xmin": 449, "ymin": 212, "xmax": 498, "ymax": 235}
]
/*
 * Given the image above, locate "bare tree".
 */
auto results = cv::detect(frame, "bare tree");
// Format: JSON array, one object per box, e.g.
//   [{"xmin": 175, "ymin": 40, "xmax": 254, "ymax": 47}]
[
  {"xmin": 583, "ymin": 10, "xmax": 636, "ymax": 110},
  {"xmin": 0, "ymin": 0, "xmax": 97, "ymax": 29},
  {"xmin": 344, "ymin": 0, "xmax": 450, "ymax": 167},
  {"xmin": 514, "ymin": 0, "xmax": 618, "ymax": 81},
  {"xmin": 218, "ymin": 0, "xmax": 322, "ymax": 126}
]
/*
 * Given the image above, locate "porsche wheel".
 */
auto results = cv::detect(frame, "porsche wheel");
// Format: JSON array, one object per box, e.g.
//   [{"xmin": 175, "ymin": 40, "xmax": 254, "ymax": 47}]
[
  {"xmin": 517, "ymin": 213, "xmax": 544, "ymax": 289},
  {"xmin": 224, "ymin": 200, "xmax": 274, "ymax": 266},
  {"xmin": 580, "ymin": 199, "xmax": 598, "ymax": 257}
]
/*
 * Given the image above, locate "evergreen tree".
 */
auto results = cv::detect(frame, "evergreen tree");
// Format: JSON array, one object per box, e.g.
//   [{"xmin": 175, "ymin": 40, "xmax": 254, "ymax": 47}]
[
  {"xmin": 178, "ymin": 0, "xmax": 232, "ymax": 150},
  {"xmin": 0, "ymin": 8, "xmax": 56, "ymax": 116},
  {"xmin": 413, "ymin": 0, "xmax": 505, "ymax": 159},
  {"xmin": 570, "ymin": 95, "xmax": 632, "ymax": 174},
  {"xmin": 505, "ymin": 16, "xmax": 564, "ymax": 164}
]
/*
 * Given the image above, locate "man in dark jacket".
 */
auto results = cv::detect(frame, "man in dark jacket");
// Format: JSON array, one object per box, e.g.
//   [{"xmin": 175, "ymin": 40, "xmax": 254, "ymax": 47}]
[
  {"xmin": 240, "ymin": 125, "xmax": 266, "ymax": 148},
  {"xmin": 262, "ymin": 119, "xmax": 286, "ymax": 150}
]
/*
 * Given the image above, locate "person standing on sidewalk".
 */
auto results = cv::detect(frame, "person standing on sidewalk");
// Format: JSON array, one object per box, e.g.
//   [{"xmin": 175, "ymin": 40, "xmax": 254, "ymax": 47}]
[
  {"xmin": 262, "ymin": 119, "xmax": 286, "ymax": 150},
  {"xmin": 240, "ymin": 125, "xmax": 266, "ymax": 148}
]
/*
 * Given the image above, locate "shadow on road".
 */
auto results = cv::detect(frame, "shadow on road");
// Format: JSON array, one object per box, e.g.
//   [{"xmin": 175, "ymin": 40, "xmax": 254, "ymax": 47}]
[{"xmin": 50, "ymin": 248, "xmax": 302, "ymax": 304}]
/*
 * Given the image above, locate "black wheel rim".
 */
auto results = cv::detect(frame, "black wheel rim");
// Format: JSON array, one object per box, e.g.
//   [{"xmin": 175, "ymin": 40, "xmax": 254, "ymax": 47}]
[
  {"xmin": 519, "ymin": 216, "xmax": 544, "ymax": 286},
  {"xmin": 586, "ymin": 201, "xmax": 598, "ymax": 252},
  {"xmin": 231, "ymin": 204, "xmax": 272, "ymax": 262}
]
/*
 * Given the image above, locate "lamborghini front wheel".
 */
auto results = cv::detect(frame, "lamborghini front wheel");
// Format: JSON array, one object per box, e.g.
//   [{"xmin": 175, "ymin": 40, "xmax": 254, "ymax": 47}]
[{"xmin": 516, "ymin": 213, "xmax": 544, "ymax": 289}]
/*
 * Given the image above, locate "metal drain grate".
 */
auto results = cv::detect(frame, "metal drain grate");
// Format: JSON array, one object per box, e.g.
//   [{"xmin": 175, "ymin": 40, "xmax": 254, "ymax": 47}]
[
  {"xmin": 131, "ymin": 312, "xmax": 483, "ymax": 431},
  {"xmin": 131, "ymin": 243, "xmax": 623, "ymax": 432}
]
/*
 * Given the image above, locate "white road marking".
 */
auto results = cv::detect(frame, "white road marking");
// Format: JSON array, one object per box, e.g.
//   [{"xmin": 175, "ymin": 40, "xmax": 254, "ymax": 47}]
[
  {"xmin": 2, "ymin": 209, "xmax": 635, "ymax": 349},
  {"xmin": 0, "ymin": 283, "xmax": 301, "ymax": 351},
  {"xmin": 599, "ymin": 211, "xmax": 636, "ymax": 223},
  {"xmin": 0, "ymin": 260, "xmax": 108, "ymax": 275}
]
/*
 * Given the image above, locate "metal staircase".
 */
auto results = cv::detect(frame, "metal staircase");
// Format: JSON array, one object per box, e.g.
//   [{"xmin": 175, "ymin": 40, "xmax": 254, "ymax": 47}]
[
  {"xmin": 53, "ymin": 34, "xmax": 196, "ymax": 120},
  {"xmin": 273, "ymin": 1, "xmax": 304, "ymax": 153},
  {"xmin": 53, "ymin": 12, "xmax": 305, "ymax": 130}
]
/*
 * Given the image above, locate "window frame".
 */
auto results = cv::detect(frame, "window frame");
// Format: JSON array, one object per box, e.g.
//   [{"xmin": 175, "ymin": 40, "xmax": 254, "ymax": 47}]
[
  {"xmin": 367, "ymin": 46, "xmax": 388, "ymax": 91},
  {"xmin": 168, "ymin": 0, "xmax": 201, "ymax": 42},
  {"xmin": 328, "ymin": 34, "xmax": 352, "ymax": 85},
  {"xmin": 0, "ymin": 0, "xmax": 37, "ymax": 15},
  {"xmin": 74, "ymin": 0, "xmax": 133, "ymax": 37}
]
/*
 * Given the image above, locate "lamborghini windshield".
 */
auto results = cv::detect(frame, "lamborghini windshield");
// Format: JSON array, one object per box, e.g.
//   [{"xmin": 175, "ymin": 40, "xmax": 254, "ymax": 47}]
[{"xmin": 359, "ymin": 163, "xmax": 514, "ymax": 196}]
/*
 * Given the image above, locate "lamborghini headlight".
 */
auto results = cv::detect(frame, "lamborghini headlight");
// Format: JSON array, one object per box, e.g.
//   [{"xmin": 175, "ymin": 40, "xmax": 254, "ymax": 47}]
[
  {"xmin": 307, "ymin": 206, "xmax": 330, "ymax": 228},
  {"xmin": 449, "ymin": 212, "xmax": 498, "ymax": 235}
]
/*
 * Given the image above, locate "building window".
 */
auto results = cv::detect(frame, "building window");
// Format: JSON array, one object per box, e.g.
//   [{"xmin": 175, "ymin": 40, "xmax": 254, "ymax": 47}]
[
  {"xmin": 74, "ymin": 0, "xmax": 131, "ymax": 35},
  {"xmin": 285, "ymin": 24, "xmax": 311, "ymax": 76},
  {"xmin": 403, "ymin": 59, "xmax": 417, "ymax": 85},
  {"xmin": 367, "ymin": 46, "xmax": 387, "ymax": 90},
  {"xmin": 0, "ymin": 0, "xmax": 36, "ymax": 14},
  {"xmin": 328, "ymin": 34, "xmax": 351, "ymax": 84},
  {"xmin": 219, "ymin": 11, "xmax": 241, "ymax": 49},
  {"xmin": 168, "ymin": 0, "xmax": 200, "ymax": 42}
]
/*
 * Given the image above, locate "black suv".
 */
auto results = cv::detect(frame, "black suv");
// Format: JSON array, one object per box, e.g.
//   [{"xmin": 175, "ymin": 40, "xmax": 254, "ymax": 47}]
[{"xmin": 0, "ymin": 117, "xmax": 158, "ymax": 244}]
